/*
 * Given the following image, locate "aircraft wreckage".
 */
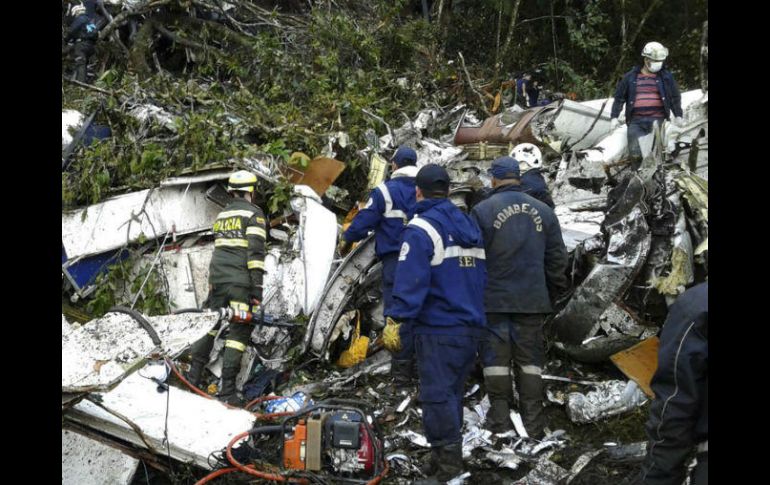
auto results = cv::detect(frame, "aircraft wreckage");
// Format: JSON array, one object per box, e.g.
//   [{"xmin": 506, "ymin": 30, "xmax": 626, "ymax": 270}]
[{"xmin": 62, "ymin": 90, "xmax": 707, "ymax": 484}]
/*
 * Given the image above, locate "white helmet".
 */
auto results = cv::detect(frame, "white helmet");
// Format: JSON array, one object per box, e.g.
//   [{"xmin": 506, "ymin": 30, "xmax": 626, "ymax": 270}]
[
  {"xmin": 642, "ymin": 42, "xmax": 668, "ymax": 61},
  {"xmin": 510, "ymin": 143, "xmax": 542, "ymax": 172},
  {"xmin": 71, "ymin": 4, "xmax": 86, "ymax": 16}
]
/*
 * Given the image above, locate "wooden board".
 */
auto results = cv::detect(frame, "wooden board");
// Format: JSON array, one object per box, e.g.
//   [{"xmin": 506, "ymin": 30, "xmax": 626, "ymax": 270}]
[
  {"xmin": 610, "ymin": 336, "xmax": 660, "ymax": 398},
  {"xmin": 286, "ymin": 157, "xmax": 345, "ymax": 197}
]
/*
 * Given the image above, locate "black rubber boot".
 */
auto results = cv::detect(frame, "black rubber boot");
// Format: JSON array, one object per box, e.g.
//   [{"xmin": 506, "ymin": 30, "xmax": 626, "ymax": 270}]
[
  {"xmin": 486, "ymin": 399, "xmax": 514, "ymax": 433},
  {"xmin": 185, "ymin": 358, "xmax": 207, "ymax": 388},
  {"xmin": 435, "ymin": 442, "xmax": 464, "ymax": 481},
  {"xmin": 218, "ymin": 365, "xmax": 241, "ymax": 406},
  {"xmin": 187, "ymin": 334, "xmax": 215, "ymax": 387},
  {"xmin": 518, "ymin": 373, "xmax": 546, "ymax": 439},
  {"xmin": 419, "ymin": 447, "xmax": 440, "ymax": 477}
]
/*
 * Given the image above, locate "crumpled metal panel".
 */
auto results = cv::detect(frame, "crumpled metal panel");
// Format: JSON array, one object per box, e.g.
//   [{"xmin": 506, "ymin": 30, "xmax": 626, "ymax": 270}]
[
  {"xmin": 62, "ymin": 311, "xmax": 220, "ymax": 392},
  {"xmin": 566, "ymin": 380, "xmax": 647, "ymax": 424},
  {"xmin": 302, "ymin": 235, "xmax": 378, "ymax": 357},
  {"xmin": 553, "ymin": 173, "xmax": 652, "ymax": 346},
  {"xmin": 62, "ymin": 429, "xmax": 139, "ymax": 485},
  {"xmin": 555, "ymin": 332, "xmax": 644, "ymax": 364},
  {"xmin": 416, "ymin": 138, "xmax": 467, "ymax": 167},
  {"xmin": 554, "ymin": 206, "xmax": 605, "ymax": 252},
  {"xmin": 514, "ymin": 453, "xmax": 571, "ymax": 485},
  {"xmin": 531, "ymin": 100, "xmax": 613, "ymax": 151},
  {"xmin": 66, "ymin": 372, "xmax": 255, "ymax": 470},
  {"xmin": 62, "ymin": 184, "xmax": 222, "ymax": 260}
]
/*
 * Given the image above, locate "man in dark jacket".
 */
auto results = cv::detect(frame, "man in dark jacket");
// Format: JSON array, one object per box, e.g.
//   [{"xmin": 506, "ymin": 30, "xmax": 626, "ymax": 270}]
[
  {"xmin": 384, "ymin": 164, "xmax": 487, "ymax": 483},
  {"xmin": 638, "ymin": 282, "xmax": 708, "ymax": 485},
  {"xmin": 471, "ymin": 156, "xmax": 568, "ymax": 439},
  {"xmin": 511, "ymin": 143, "xmax": 555, "ymax": 209},
  {"xmin": 65, "ymin": 2, "xmax": 106, "ymax": 82},
  {"xmin": 340, "ymin": 146, "xmax": 419, "ymax": 380},
  {"xmin": 186, "ymin": 170, "xmax": 267, "ymax": 405},
  {"xmin": 610, "ymin": 42, "xmax": 684, "ymax": 164}
]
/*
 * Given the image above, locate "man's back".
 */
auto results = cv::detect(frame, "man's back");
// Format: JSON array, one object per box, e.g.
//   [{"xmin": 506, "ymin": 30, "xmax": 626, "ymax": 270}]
[
  {"xmin": 471, "ymin": 185, "xmax": 567, "ymax": 313},
  {"xmin": 209, "ymin": 197, "xmax": 265, "ymax": 287}
]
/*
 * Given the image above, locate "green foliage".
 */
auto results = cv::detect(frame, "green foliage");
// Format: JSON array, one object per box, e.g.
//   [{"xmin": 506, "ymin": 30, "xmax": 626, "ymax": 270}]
[{"xmin": 85, "ymin": 249, "xmax": 171, "ymax": 318}]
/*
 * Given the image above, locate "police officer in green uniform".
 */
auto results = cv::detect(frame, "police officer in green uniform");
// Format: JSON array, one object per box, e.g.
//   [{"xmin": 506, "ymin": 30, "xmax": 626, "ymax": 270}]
[{"xmin": 186, "ymin": 170, "xmax": 267, "ymax": 405}]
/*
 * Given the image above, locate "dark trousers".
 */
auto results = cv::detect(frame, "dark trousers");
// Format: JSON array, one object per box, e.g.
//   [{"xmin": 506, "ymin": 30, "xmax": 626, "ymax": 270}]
[
  {"xmin": 640, "ymin": 443, "xmax": 708, "ymax": 485},
  {"xmin": 416, "ymin": 333, "xmax": 480, "ymax": 446},
  {"xmin": 481, "ymin": 313, "xmax": 547, "ymax": 437},
  {"xmin": 189, "ymin": 284, "xmax": 253, "ymax": 377},
  {"xmin": 73, "ymin": 41, "xmax": 95, "ymax": 82},
  {"xmin": 627, "ymin": 117, "xmax": 664, "ymax": 159}
]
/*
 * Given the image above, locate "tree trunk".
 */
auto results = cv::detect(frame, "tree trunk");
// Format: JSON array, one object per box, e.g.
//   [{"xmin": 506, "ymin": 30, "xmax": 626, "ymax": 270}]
[
  {"xmin": 610, "ymin": 0, "xmax": 663, "ymax": 85},
  {"xmin": 500, "ymin": 0, "xmax": 524, "ymax": 66}
]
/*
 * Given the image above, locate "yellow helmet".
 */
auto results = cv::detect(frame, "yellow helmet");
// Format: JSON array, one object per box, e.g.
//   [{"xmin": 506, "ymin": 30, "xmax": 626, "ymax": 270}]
[{"xmin": 227, "ymin": 170, "xmax": 257, "ymax": 193}]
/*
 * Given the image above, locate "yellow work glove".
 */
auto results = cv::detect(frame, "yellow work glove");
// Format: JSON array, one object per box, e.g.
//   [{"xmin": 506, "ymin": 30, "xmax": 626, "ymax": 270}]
[
  {"xmin": 336, "ymin": 335, "xmax": 371, "ymax": 368},
  {"xmin": 336, "ymin": 311, "xmax": 369, "ymax": 368},
  {"xmin": 383, "ymin": 317, "xmax": 402, "ymax": 353}
]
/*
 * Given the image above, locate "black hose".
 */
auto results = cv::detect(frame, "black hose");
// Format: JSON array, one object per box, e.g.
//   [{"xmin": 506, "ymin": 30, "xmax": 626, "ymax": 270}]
[
  {"xmin": 108, "ymin": 306, "xmax": 162, "ymax": 346},
  {"xmin": 248, "ymin": 425, "xmax": 283, "ymax": 436},
  {"xmin": 172, "ymin": 308, "xmax": 204, "ymax": 314}
]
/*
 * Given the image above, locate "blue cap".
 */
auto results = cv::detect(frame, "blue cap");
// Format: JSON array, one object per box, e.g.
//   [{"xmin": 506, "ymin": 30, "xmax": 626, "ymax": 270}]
[
  {"xmin": 392, "ymin": 146, "xmax": 417, "ymax": 168},
  {"xmin": 416, "ymin": 164, "xmax": 450, "ymax": 194},
  {"xmin": 488, "ymin": 156, "xmax": 521, "ymax": 180}
]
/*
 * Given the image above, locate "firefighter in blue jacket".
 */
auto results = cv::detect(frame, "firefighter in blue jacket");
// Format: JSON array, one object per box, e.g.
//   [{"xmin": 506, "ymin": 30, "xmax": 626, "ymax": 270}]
[
  {"xmin": 383, "ymin": 164, "xmax": 487, "ymax": 483},
  {"xmin": 339, "ymin": 146, "xmax": 419, "ymax": 382},
  {"xmin": 638, "ymin": 282, "xmax": 708, "ymax": 485},
  {"xmin": 471, "ymin": 156, "xmax": 568, "ymax": 439}
]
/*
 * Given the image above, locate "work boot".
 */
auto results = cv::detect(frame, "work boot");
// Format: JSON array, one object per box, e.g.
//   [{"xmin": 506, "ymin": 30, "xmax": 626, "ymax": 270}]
[
  {"xmin": 218, "ymin": 367, "xmax": 241, "ymax": 406},
  {"xmin": 435, "ymin": 442, "xmax": 465, "ymax": 481},
  {"xmin": 518, "ymin": 373, "xmax": 546, "ymax": 439},
  {"xmin": 419, "ymin": 447, "xmax": 440, "ymax": 477},
  {"xmin": 485, "ymin": 399, "xmax": 514, "ymax": 434},
  {"xmin": 185, "ymin": 358, "xmax": 207, "ymax": 388},
  {"xmin": 415, "ymin": 443, "xmax": 464, "ymax": 484}
]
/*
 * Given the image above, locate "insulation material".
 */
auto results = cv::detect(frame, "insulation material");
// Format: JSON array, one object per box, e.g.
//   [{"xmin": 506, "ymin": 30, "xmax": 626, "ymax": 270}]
[
  {"xmin": 67, "ymin": 373, "xmax": 255, "ymax": 469},
  {"xmin": 652, "ymin": 212, "xmax": 694, "ymax": 296},
  {"xmin": 62, "ymin": 184, "xmax": 222, "ymax": 260},
  {"xmin": 62, "ymin": 429, "xmax": 138, "ymax": 485},
  {"xmin": 62, "ymin": 311, "xmax": 220, "ymax": 392},
  {"xmin": 566, "ymin": 380, "xmax": 647, "ymax": 424}
]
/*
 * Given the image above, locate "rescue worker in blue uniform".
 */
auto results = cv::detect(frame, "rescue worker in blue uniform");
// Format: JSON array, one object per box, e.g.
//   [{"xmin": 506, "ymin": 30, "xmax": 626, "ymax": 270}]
[
  {"xmin": 383, "ymin": 164, "xmax": 487, "ymax": 483},
  {"xmin": 511, "ymin": 143, "xmax": 555, "ymax": 209},
  {"xmin": 339, "ymin": 146, "xmax": 419, "ymax": 384},
  {"xmin": 471, "ymin": 156, "xmax": 568, "ymax": 439},
  {"xmin": 65, "ymin": 3, "xmax": 106, "ymax": 82},
  {"xmin": 638, "ymin": 282, "xmax": 708, "ymax": 485}
]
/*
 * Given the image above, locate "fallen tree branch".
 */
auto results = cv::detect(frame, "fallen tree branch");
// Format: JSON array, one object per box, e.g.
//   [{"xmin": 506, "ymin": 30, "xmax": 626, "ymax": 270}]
[
  {"xmin": 63, "ymin": 76, "xmax": 117, "ymax": 96},
  {"xmin": 458, "ymin": 52, "xmax": 491, "ymax": 118},
  {"xmin": 99, "ymin": 0, "xmax": 174, "ymax": 40}
]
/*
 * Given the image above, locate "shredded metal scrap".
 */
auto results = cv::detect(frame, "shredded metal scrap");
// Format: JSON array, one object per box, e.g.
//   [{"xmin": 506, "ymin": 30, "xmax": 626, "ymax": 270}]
[{"xmin": 566, "ymin": 380, "xmax": 648, "ymax": 423}]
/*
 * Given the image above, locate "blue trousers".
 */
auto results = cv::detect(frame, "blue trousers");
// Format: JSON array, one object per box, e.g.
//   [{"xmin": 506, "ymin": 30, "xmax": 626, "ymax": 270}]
[
  {"xmin": 416, "ymin": 333, "xmax": 480, "ymax": 446},
  {"xmin": 627, "ymin": 117, "xmax": 664, "ymax": 158}
]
